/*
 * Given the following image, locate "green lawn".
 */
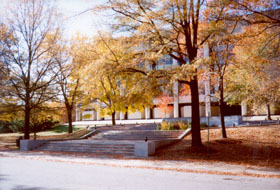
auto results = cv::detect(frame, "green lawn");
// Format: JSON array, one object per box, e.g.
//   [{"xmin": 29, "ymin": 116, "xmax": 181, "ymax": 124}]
[{"xmin": 0, "ymin": 124, "xmax": 88, "ymax": 137}]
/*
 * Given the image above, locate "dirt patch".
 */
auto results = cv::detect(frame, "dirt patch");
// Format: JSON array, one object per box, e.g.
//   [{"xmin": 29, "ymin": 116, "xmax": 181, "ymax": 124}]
[{"xmin": 153, "ymin": 125, "xmax": 280, "ymax": 170}]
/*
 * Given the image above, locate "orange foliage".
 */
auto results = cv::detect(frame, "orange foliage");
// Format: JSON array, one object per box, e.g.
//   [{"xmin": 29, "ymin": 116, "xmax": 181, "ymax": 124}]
[{"xmin": 157, "ymin": 93, "xmax": 173, "ymax": 117}]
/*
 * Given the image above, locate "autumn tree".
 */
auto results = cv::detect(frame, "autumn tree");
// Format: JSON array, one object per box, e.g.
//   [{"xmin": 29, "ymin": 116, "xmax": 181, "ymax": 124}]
[
  {"xmin": 157, "ymin": 93, "xmax": 174, "ymax": 117},
  {"xmin": 99, "ymin": 0, "xmax": 230, "ymax": 146},
  {"xmin": 220, "ymin": 1, "xmax": 280, "ymax": 119},
  {"xmin": 78, "ymin": 34, "xmax": 160, "ymax": 125},
  {"xmin": 52, "ymin": 36, "xmax": 82, "ymax": 133},
  {"xmin": 229, "ymin": 0, "xmax": 280, "ymax": 25},
  {"xmin": 226, "ymin": 24, "xmax": 280, "ymax": 119},
  {"xmin": 201, "ymin": 2, "xmax": 243, "ymax": 137},
  {"xmin": 1, "ymin": 0, "xmax": 61, "ymax": 139}
]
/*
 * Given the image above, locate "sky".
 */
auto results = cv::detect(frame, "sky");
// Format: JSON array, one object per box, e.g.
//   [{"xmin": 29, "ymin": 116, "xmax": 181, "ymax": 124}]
[{"xmin": 0, "ymin": 0, "xmax": 110, "ymax": 39}]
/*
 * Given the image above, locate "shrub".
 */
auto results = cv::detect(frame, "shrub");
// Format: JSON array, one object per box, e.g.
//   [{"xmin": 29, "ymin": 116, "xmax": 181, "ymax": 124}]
[
  {"xmin": 161, "ymin": 121, "xmax": 192, "ymax": 131},
  {"xmin": 161, "ymin": 122, "xmax": 170, "ymax": 130},
  {"xmin": 0, "ymin": 120, "xmax": 24, "ymax": 133},
  {"xmin": 8, "ymin": 120, "xmax": 24, "ymax": 133},
  {"xmin": 0, "ymin": 117, "xmax": 59, "ymax": 134},
  {"xmin": 200, "ymin": 123, "xmax": 208, "ymax": 129},
  {"xmin": 177, "ymin": 121, "xmax": 188, "ymax": 130},
  {"xmin": 156, "ymin": 124, "xmax": 161, "ymax": 130},
  {"xmin": 167, "ymin": 123, "xmax": 175, "ymax": 130},
  {"xmin": 172, "ymin": 123, "xmax": 180, "ymax": 130},
  {"xmin": 30, "ymin": 117, "xmax": 59, "ymax": 132}
]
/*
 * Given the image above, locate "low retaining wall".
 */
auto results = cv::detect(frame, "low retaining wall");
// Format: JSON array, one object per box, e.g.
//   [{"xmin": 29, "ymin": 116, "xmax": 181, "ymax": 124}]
[
  {"xmin": 163, "ymin": 115, "xmax": 242, "ymax": 127},
  {"xmin": 134, "ymin": 140, "xmax": 179, "ymax": 157},
  {"xmin": 20, "ymin": 140, "xmax": 48, "ymax": 151},
  {"xmin": 134, "ymin": 128, "xmax": 191, "ymax": 157}
]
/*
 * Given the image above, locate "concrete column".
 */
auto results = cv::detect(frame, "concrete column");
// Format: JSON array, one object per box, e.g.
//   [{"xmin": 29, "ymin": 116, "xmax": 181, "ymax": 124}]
[
  {"xmin": 75, "ymin": 105, "xmax": 80, "ymax": 121},
  {"xmin": 145, "ymin": 107, "xmax": 151, "ymax": 120},
  {"xmin": 120, "ymin": 112, "xmax": 125, "ymax": 120},
  {"xmin": 204, "ymin": 43, "xmax": 211, "ymax": 117},
  {"xmin": 173, "ymin": 58, "xmax": 179, "ymax": 118},
  {"xmin": 173, "ymin": 81, "xmax": 179, "ymax": 118},
  {"xmin": 205, "ymin": 77, "xmax": 211, "ymax": 117},
  {"xmin": 115, "ymin": 112, "xmax": 120, "ymax": 120},
  {"xmin": 96, "ymin": 110, "xmax": 101, "ymax": 121},
  {"xmin": 241, "ymin": 101, "xmax": 247, "ymax": 116}
]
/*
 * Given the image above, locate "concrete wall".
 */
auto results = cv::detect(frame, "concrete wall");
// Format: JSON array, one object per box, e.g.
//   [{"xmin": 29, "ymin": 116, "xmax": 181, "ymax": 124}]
[
  {"xmin": 163, "ymin": 115, "xmax": 242, "ymax": 127},
  {"xmin": 181, "ymin": 106, "xmax": 191, "ymax": 117},
  {"xmin": 104, "ymin": 113, "xmax": 120, "ymax": 120},
  {"xmin": 134, "ymin": 140, "xmax": 179, "ymax": 157},
  {"xmin": 128, "ymin": 111, "xmax": 145, "ymax": 119},
  {"xmin": 82, "ymin": 110, "xmax": 94, "ymax": 120},
  {"xmin": 153, "ymin": 107, "xmax": 173, "ymax": 119},
  {"xmin": 20, "ymin": 140, "xmax": 48, "ymax": 151},
  {"xmin": 181, "ymin": 105, "xmax": 207, "ymax": 117},
  {"xmin": 200, "ymin": 105, "xmax": 206, "ymax": 117}
]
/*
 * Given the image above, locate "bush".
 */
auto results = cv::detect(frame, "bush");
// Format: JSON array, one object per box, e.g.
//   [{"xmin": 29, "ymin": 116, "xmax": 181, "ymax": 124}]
[
  {"xmin": 200, "ymin": 123, "xmax": 208, "ymax": 129},
  {"xmin": 167, "ymin": 123, "xmax": 175, "ymax": 130},
  {"xmin": 30, "ymin": 117, "xmax": 59, "ymax": 132},
  {"xmin": 156, "ymin": 124, "xmax": 161, "ymax": 130},
  {"xmin": 161, "ymin": 122, "xmax": 175, "ymax": 130},
  {"xmin": 0, "ymin": 120, "xmax": 24, "ymax": 133},
  {"xmin": 0, "ymin": 117, "xmax": 59, "ymax": 133},
  {"xmin": 160, "ymin": 121, "xmax": 190, "ymax": 131},
  {"xmin": 161, "ymin": 122, "xmax": 170, "ymax": 130},
  {"xmin": 177, "ymin": 121, "xmax": 188, "ymax": 130},
  {"xmin": 172, "ymin": 123, "xmax": 180, "ymax": 130}
]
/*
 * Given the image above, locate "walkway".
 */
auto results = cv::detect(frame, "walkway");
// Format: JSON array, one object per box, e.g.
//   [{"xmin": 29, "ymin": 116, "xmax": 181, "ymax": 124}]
[
  {"xmin": 71, "ymin": 119, "xmax": 162, "ymax": 127},
  {"xmin": 1, "ymin": 151, "xmax": 280, "ymax": 179}
]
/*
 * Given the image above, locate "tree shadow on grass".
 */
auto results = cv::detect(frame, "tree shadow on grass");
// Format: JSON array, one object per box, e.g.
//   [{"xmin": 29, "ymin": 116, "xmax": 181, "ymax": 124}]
[{"xmin": 51, "ymin": 125, "xmax": 79, "ymax": 133}]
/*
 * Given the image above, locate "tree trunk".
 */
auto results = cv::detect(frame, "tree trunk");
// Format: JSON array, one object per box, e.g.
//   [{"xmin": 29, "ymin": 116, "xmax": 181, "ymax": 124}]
[
  {"xmin": 67, "ymin": 110, "xmax": 73, "ymax": 133},
  {"xmin": 219, "ymin": 77, "xmax": 227, "ymax": 138},
  {"xmin": 112, "ymin": 111, "xmax": 116, "ymax": 125},
  {"xmin": 190, "ymin": 78, "xmax": 202, "ymax": 147},
  {"xmin": 266, "ymin": 104, "xmax": 272, "ymax": 120},
  {"xmin": 24, "ymin": 103, "xmax": 30, "ymax": 140},
  {"xmin": 125, "ymin": 106, "xmax": 128, "ymax": 119},
  {"xmin": 33, "ymin": 127, "xmax": 36, "ymax": 140}
]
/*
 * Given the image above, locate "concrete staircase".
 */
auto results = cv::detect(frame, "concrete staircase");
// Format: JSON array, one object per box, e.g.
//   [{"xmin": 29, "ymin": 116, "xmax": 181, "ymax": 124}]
[
  {"xmin": 33, "ymin": 127, "xmax": 185, "ymax": 156},
  {"xmin": 35, "ymin": 140, "xmax": 135, "ymax": 155},
  {"xmin": 90, "ymin": 130, "xmax": 183, "ymax": 141}
]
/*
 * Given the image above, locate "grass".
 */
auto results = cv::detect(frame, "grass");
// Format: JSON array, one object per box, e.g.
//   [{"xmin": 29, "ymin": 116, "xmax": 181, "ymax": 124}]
[
  {"xmin": 50, "ymin": 125, "xmax": 81, "ymax": 133},
  {"xmin": 153, "ymin": 125, "xmax": 280, "ymax": 170},
  {"xmin": 0, "ymin": 125, "xmax": 89, "ymax": 150}
]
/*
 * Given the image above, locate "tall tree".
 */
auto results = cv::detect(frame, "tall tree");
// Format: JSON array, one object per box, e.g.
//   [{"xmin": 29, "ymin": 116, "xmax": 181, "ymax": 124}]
[
  {"xmin": 226, "ymin": 24, "xmax": 280, "ymax": 119},
  {"xmin": 1, "ymin": 0, "xmax": 61, "ymax": 139},
  {"xmin": 99, "ymin": 0, "xmax": 228, "ymax": 146},
  {"xmin": 53, "ymin": 36, "xmax": 82, "ymax": 133},
  {"xmin": 78, "ymin": 34, "xmax": 160, "ymax": 125},
  {"xmin": 201, "ymin": 5, "xmax": 241, "ymax": 137}
]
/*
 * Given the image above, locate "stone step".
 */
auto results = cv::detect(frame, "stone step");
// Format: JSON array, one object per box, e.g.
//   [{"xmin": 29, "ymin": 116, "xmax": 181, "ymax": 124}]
[
  {"xmin": 34, "ymin": 141, "xmax": 135, "ymax": 155},
  {"xmin": 39, "ymin": 146, "xmax": 134, "ymax": 151},
  {"xmin": 99, "ymin": 130, "xmax": 183, "ymax": 134},
  {"xmin": 90, "ymin": 130, "xmax": 183, "ymax": 140},
  {"xmin": 100, "ymin": 134, "xmax": 179, "ymax": 137},
  {"xmin": 36, "ymin": 148, "xmax": 134, "ymax": 155},
  {"xmin": 46, "ymin": 142, "xmax": 134, "ymax": 147}
]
